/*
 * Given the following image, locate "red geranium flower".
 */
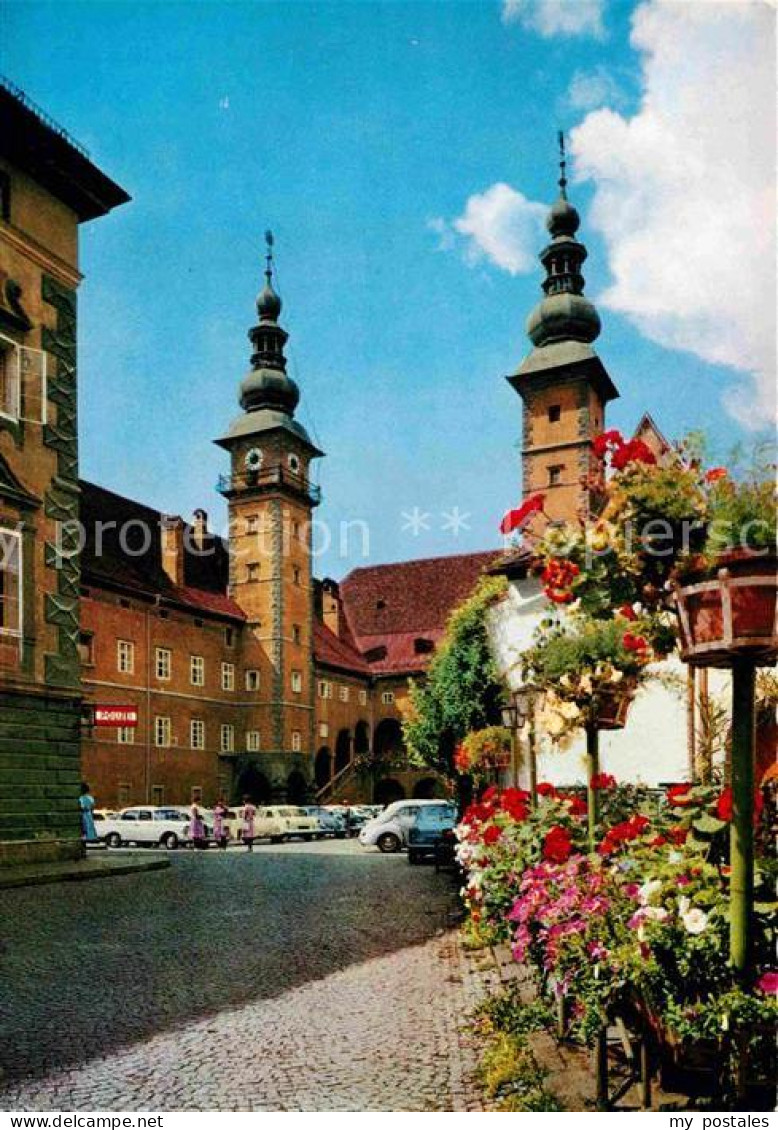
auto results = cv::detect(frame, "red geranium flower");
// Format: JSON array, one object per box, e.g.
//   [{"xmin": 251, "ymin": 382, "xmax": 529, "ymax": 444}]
[
  {"xmin": 483, "ymin": 824, "xmax": 501, "ymax": 846},
  {"xmin": 590, "ymin": 773, "xmax": 617, "ymax": 790},
  {"xmin": 668, "ymin": 826, "xmax": 688, "ymax": 845},
  {"xmin": 667, "ymin": 783, "xmax": 693, "ymax": 806},
  {"xmin": 536, "ymin": 782, "xmax": 557, "ymax": 798},
  {"xmin": 705, "ymin": 467, "xmax": 728, "ymax": 483},
  {"xmin": 567, "ymin": 796, "xmax": 588, "ymax": 817},
  {"xmin": 716, "ymin": 786, "xmax": 764, "ymax": 825},
  {"xmin": 623, "ymin": 632, "xmax": 649, "ymax": 653},
  {"xmin": 618, "ymin": 604, "xmax": 637, "ymax": 621},
  {"xmin": 593, "ymin": 429, "xmax": 624, "ymax": 458},
  {"xmin": 481, "ymin": 785, "xmax": 499, "ymax": 803},
  {"xmin": 542, "ymin": 825, "xmax": 573, "ymax": 864}
]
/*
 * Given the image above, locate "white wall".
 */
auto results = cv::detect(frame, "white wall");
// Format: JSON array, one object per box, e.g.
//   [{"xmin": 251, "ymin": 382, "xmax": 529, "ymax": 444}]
[{"xmin": 487, "ymin": 576, "xmax": 731, "ymax": 789}]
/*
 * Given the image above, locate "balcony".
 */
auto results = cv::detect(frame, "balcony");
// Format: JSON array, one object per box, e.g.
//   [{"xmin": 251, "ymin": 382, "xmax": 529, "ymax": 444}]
[{"xmin": 216, "ymin": 467, "xmax": 322, "ymax": 506}]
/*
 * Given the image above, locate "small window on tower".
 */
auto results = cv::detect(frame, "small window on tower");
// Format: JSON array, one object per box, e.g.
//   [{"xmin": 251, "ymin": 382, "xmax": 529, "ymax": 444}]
[
  {"xmin": 293, "ymin": 566, "xmax": 301, "ymax": 586},
  {"xmin": 548, "ymin": 465, "xmax": 564, "ymax": 487},
  {"xmin": 548, "ymin": 404, "xmax": 561, "ymax": 423},
  {"xmin": 247, "ymin": 562, "xmax": 260, "ymax": 582}
]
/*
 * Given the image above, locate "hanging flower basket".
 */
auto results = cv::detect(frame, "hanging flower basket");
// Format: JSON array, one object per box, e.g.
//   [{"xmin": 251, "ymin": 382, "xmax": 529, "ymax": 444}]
[
  {"xmin": 591, "ymin": 679, "xmax": 636, "ymax": 731},
  {"xmin": 672, "ymin": 552, "xmax": 777, "ymax": 669}
]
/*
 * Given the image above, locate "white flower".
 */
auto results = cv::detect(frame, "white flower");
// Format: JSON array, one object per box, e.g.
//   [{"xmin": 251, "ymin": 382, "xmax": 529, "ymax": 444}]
[
  {"xmin": 682, "ymin": 908, "xmax": 709, "ymax": 935},
  {"xmin": 609, "ymin": 668, "xmax": 624, "ymax": 684},
  {"xmin": 559, "ymin": 700, "xmax": 582, "ymax": 721},
  {"xmin": 638, "ymin": 879, "xmax": 662, "ymax": 906},
  {"xmin": 678, "ymin": 895, "xmax": 690, "ymax": 917},
  {"xmin": 579, "ymin": 673, "xmax": 593, "ymax": 695}
]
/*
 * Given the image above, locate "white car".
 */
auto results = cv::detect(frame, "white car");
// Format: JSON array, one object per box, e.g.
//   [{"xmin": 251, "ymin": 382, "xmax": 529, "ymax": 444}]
[
  {"xmin": 224, "ymin": 805, "xmax": 319, "ymax": 843},
  {"xmin": 101, "ymin": 806, "xmax": 210, "ymax": 850},
  {"xmin": 358, "ymin": 800, "xmax": 457, "ymax": 854},
  {"xmin": 300, "ymin": 806, "xmax": 345, "ymax": 838}
]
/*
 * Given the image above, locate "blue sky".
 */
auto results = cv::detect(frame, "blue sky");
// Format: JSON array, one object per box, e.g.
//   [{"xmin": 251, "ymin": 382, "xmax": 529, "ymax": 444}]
[{"xmin": 4, "ymin": 0, "xmax": 774, "ymax": 576}]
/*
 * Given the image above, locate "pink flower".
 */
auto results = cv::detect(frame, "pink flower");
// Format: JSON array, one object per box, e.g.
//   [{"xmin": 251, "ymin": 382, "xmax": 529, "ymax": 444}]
[{"xmin": 757, "ymin": 972, "xmax": 778, "ymax": 995}]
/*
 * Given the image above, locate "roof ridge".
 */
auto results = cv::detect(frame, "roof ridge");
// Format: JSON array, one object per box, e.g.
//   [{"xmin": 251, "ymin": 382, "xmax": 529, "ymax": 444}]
[{"xmin": 343, "ymin": 547, "xmax": 500, "ymax": 581}]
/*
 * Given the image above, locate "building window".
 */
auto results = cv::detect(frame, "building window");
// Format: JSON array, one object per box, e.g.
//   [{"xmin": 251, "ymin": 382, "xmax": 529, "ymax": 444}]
[
  {"xmin": 548, "ymin": 465, "xmax": 564, "ymax": 487},
  {"xmin": 339, "ymin": 685, "xmax": 349, "ymax": 702},
  {"xmin": 359, "ymin": 689, "xmax": 367, "ymax": 706},
  {"xmin": 293, "ymin": 566, "xmax": 301, "ymax": 586},
  {"xmin": 245, "ymin": 669, "xmax": 260, "ymax": 691},
  {"xmin": 246, "ymin": 515, "xmax": 258, "ymax": 535},
  {"xmin": 117, "ymin": 726, "xmax": 135, "ymax": 745},
  {"xmin": 247, "ymin": 562, "xmax": 260, "ymax": 582},
  {"xmin": 288, "ymin": 453, "xmax": 301, "ymax": 474},
  {"xmin": 190, "ymin": 719, "xmax": 205, "ymax": 749},
  {"xmin": 319, "ymin": 722, "xmax": 329, "ymax": 739},
  {"xmin": 291, "ymin": 670, "xmax": 303, "ymax": 694},
  {"xmin": 292, "ymin": 623, "xmax": 301, "ymax": 645},
  {"xmin": 318, "ymin": 680, "xmax": 332, "ymax": 699},
  {"xmin": 78, "ymin": 631, "xmax": 94, "ymax": 666},
  {"xmin": 0, "ymin": 338, "xmax": 20, "ymax": 421},
  {"xmin": 220, "ymin": 724, "xmax": 235, "ymax": 752},
  {"xmin": 225, "ymin": 627, "xmax": 234, "ymax": 647},
  {"xmin": 151, "ymin": 785, "xmax": 164, "ymax": 806},
  {"xmin": 191, "ymin": 786, "xmax": 203, "ymax": 804},
  {"xmin": 221, "ymin": 662, "xmax": 235, "ymax": 691},
  {"xmin": 246, "ymin": 730, "xmax": 260, "ymax": 752},
  {"xmin": 154, "ymin": 716, "xmax": 172, "ymax": 748},
  {"xmin": 292, "ymin": 520, "xmax": 301, "ymax": 539},
  {"xmin": 381, "ymin": 690, "xmax": 395, "ymax": 705},
  {"xmin": 117, "ymin": 639, "xmax": 135, "ymax": 674},
  {"xmin": 155, "ymin": 647, "xmax": 172, "ymax": 680},
  {"xmin": 548, "ymin": 404, "xmax": 561, "ymax": 423},
  {"xmin": 291, "ymin": 730, "xmax": 302, "ymax": 752},
  {"xmin": 190, "ymin": 655, "xmax": 205, "ymax": 686}
]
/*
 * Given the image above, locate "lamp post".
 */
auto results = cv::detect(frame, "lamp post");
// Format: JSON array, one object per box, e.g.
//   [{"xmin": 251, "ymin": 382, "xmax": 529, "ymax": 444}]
[{"xmin": 501, "ymin": 687, "xmax": 538, "ymax": 798}]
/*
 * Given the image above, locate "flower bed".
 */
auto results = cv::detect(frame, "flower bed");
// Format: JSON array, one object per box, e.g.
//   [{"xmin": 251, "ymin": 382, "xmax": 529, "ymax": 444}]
[{"xmin": 456, "ymin": 778, "xmax": 777, "ymax": 1101}]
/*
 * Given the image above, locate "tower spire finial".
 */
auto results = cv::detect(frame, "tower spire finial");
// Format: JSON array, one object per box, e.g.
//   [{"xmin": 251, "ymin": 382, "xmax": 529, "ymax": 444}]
[
  {"xmin": 557, "ymin": 130, "xmax": 567, "ymax": 199},
  {"xmin": 264, "ymin": 228, "xmax": 274, "ymax": 286}
]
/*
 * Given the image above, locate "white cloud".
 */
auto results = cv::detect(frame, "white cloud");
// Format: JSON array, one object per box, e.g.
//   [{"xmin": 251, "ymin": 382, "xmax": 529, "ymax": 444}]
[
  {"xmin": 570, "ymin": 0, "xmax": 776, "ymax": 429},
  {"xmin": 567, "ymin": 66, "xmax": 625, "ymax": 111},
  {"xmin": 502, "ymin": 0, "xmax": 605, "ymax": 38},
  {"xmin": 441, "ymin": 183, "xmax": 546, "ymax": 275}
]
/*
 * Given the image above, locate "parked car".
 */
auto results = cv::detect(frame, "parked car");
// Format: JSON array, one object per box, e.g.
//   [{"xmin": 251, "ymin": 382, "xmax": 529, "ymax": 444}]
[
  {"xmin": 300, "ymin": 806, "xmax": 346, "ymax": 838},
  {"xmin": 224, "ymin": 805, "xmax": 319, "ymax": 843},
  {"xmin": 407, "ymin": 804, "xmax": 458, "ymax": 865},
  {"xmin": 100, "ymin": 806, "xmax": 211, "ymax": 850},
  {"xmin": 359, "ymin": 800, "xmax": 457, "ymax": 854}
]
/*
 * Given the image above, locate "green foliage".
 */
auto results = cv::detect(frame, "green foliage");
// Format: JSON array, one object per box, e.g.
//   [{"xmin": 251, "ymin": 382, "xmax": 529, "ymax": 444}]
[
  {"xmin": 477, "ymin": 991, "xmax": 554, "ymax": 1039},
  {"xmin": 479, "ymin": 1032, "xmax": 562, "ymax": 1112},
  {"xmin": 525, "ymin": 616, "xmax": 646, "ymax": 685},
  {"xmin": 403, "ymin": 576, "xmax": 507, "ymax": 774},
  {"xmin": 705, "ymin": 472, "xmax": 777, "ymax": 558}
]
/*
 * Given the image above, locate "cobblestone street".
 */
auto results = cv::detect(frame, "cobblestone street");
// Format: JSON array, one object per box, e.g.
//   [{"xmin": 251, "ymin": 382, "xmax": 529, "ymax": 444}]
[{"xmin": 0, "ymin": 842, "xmax": 486, "ymax": 1111}]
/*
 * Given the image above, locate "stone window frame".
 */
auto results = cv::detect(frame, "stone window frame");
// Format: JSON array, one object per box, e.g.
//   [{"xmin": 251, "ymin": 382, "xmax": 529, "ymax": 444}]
[
  {"xmin": 291, "ymin": 730, "xmax": 302, "ymax": 752},
  {"xmin": 190, "ymin": 654, "xmax": 205, "ymax": 687},
  {"xmin": 291, "ymin": 669, "xmax": 303, "ymax": 694},
  {"xmin": 338, "ymin": 685, "xmax": 350, "ymax": 703},
  {"xmin": 154, "ymin": 715, "xmax": 172, "ymax": 748},
  {"xmin": 220, "ymin": 723, "xmax": 235, "ymax": 753},
  {"xmin": 245, "ymin": 668, "xmax": 260, "ymax": 691},
  {"xmin": 221, "ymin": 661, "xmax": 235, "ymax": 691},
  {"xmin": 155, "ymin": 646, "xmax": 172, "ymax": 681},
  {"xmin": 190, "ymin": 718, "xmax": 206, "ymax": 750},
  {"xmin": 317, "ymin": 679, "xmax": 332, "ymax": 699},
  {"xmin": 381, "ymin": 690, "xmax": 395, "ymax": 705},
  {"xmin": 0, "ymin": 525, "xmax": 23, "ymax": 643},
  {"xmin": 117, "ymin": 726, "xmax": 135, "ymax": 745},
  {"xmin": 117, "ymin": 638, "xmax": 135, "ymax": 675},
  {"xmin": 358, "ymin": 689, "xmax": 368, "ymax": 706},
  {"xmin": 246, "ymin": 730, "xmax": 261, "ymax": 752}
]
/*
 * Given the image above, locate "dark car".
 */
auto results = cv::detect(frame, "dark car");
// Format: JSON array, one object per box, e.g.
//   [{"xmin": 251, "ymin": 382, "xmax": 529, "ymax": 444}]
[{"xmin": 406, "ymin": 803, "xmax": 457, "ymax": 865}]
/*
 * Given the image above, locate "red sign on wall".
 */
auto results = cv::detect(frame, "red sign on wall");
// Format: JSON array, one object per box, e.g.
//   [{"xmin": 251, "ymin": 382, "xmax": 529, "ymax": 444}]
[{"xmin": 93, "ymin": 705, "xmax": 139, "ymax": 728}]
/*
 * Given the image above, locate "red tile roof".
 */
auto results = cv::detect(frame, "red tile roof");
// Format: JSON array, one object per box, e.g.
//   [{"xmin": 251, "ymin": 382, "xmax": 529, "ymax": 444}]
[
  {"xmin": 339, "ymin": 550, "xmax": 501, "ymax": 676},
  {"xmin": 313, "ymin": 620, "xmax": 371, "ymax": 675}
]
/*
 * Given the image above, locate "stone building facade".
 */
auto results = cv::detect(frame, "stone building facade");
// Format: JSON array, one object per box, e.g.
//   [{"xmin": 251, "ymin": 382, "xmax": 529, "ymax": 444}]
[{"xmin": 0, "ymin": 80, "xmax": 128, "ymax": 862}]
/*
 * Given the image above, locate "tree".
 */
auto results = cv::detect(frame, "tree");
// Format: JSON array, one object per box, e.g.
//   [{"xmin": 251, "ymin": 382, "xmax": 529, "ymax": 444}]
[{"xmin": 403, "ymin": 576, "xmax": 507, "ymax": 776}]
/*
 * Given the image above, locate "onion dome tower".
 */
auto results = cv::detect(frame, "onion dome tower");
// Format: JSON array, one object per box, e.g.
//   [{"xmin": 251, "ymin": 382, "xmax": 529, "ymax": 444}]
[
  {"xmin": 508, "ymin": 133, "xmax": 619, "ymax": 526},
  {"xmin": 215, "ymin": 232, "xmax": 323, "ymax": 795}
]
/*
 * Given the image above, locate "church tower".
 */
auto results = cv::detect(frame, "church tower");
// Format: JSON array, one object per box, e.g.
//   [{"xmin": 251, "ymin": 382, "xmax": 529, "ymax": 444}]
[
  {"xmin": 216, "ymin": 235, "xmax": 323, "ymax": 795},
  {"xmin": 508, "ymin": 135, "xmax": 619, "ymax": 526}
]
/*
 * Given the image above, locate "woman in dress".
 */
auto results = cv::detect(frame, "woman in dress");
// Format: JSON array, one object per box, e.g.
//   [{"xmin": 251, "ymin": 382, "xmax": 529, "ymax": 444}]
[
  {"xmin": 213, "ymin": 796, "xmax": 229, "ymax": 850},
  {"xmin": 190, "ymin": 801, "xmax": 207, "ymax": 850},
  {"xmin": 242, "ymin": 794, "xmax": 256, "ymax": 852},
  {"xmin": 79, "ymin": 782, "xmax": 97, "ymax": 844}
]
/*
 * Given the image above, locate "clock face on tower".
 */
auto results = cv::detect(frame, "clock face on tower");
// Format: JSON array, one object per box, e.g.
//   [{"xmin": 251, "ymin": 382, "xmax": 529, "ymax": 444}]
[{"xmin": 244, "ymin": 447, "xmax": 264, "ymax": 473}]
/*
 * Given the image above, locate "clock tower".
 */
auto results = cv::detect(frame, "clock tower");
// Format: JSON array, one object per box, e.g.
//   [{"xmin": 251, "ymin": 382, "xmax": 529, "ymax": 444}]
[
  {"xmin": 508, "ymin": 136, "xmax": 619, "ymax": 527},
  {"xmin": 216, "ymin": 234, "xmax": 323, "ymax": 797}
]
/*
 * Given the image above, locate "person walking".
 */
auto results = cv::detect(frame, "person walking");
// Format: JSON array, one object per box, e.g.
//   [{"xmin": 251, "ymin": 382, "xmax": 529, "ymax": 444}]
[
  {"xmin": 79, "ymin": 783, "xmax": 97, "ymax": 844},
  {"xmin": 190, "ymin": 800, "xmax": 207, "ymax": 850},
  {"xmin": 242, "ymin": 795, "xmax": 256, "ymax": 852},
  {"xmin": 213, "ymin": 796, "xmax": 229, "ymax": 850}
]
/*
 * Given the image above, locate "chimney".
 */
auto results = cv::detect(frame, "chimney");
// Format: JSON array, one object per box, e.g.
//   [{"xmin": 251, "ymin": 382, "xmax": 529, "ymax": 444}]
[
  {"xmin": 322, "ymin": 579, "xmax": 340, "ymax": 638},
  {"xmin": 161, "ymin": 515, "xmax": 185, "ymax": 586},
  {"xmin": 192, "ymin": 508, "xmax": 209, "ymax": 551}
]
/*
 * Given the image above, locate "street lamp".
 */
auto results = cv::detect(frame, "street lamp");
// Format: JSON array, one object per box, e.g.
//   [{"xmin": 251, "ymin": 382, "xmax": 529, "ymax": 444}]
[{"xmin": 501, "ymin": 687, "xmax": 538, "ymax": 799}]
